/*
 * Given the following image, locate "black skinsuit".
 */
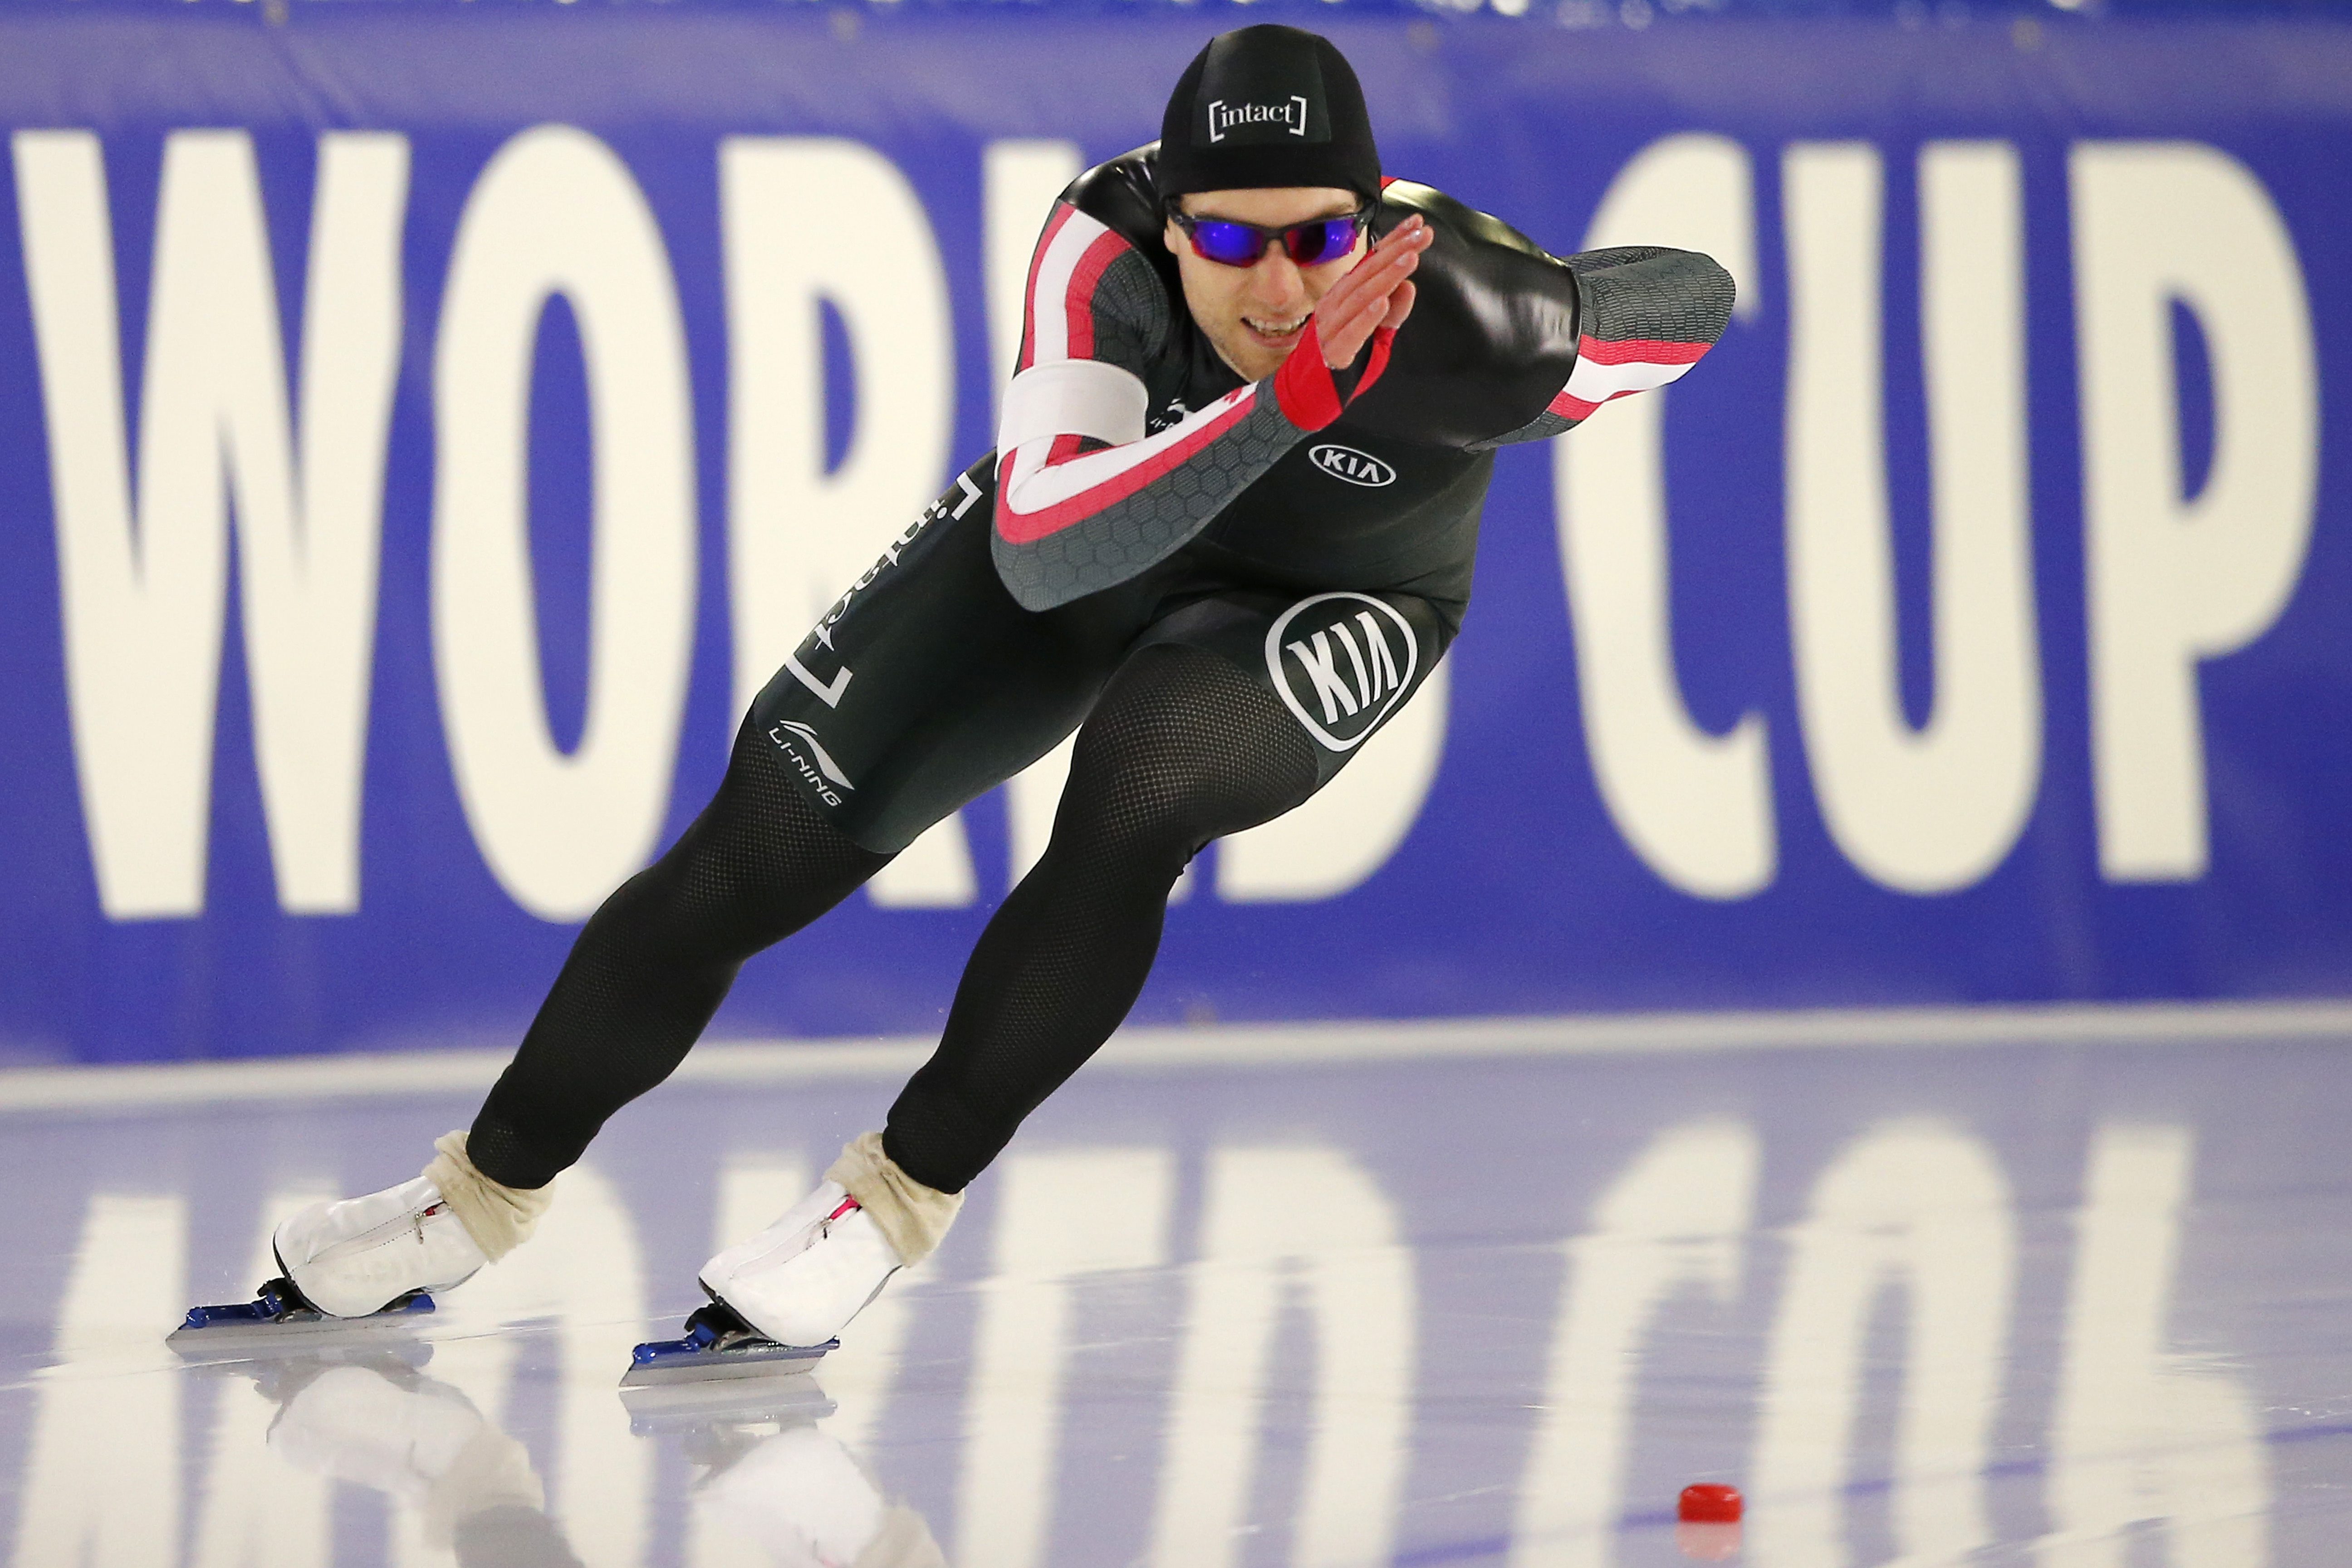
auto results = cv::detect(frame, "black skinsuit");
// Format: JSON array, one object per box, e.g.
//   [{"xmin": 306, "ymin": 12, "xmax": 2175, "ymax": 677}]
[
  {"xmin": 749, "ymin": 146, "xmax": 1734, "ymax": 856},
  {"xmin": 464, "ymin": 147, "xmax": 1733, "ymax": 1196}
]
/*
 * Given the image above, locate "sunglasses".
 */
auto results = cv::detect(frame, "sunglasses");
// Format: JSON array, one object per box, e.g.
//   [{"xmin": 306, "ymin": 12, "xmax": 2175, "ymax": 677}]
[{"xmin": 1169, "ymin": 207, "xmax": 1370, "ymax": 269}]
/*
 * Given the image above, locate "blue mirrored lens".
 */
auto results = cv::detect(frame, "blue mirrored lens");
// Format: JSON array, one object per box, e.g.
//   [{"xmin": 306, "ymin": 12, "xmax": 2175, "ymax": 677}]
[
  {"xmin": 1186, "ymin": 215, "xmax": 1363, "ymax": 268},
  {"xmin": 1285, "ymin": 218, "xmax": 1363, "ymax": 267},
  {"xmin": 1189, "ymin": 220, "xmax": 1269, "ymax": 266}
]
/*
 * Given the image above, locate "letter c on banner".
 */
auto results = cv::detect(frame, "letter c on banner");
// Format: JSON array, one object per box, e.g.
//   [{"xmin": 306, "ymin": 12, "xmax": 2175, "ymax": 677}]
[
  {"xmin": 433, "ymin": 125, "xmax": 697, "ymax": 921},
  {"xmin": 1555, "ymin": 133, "xmax": 1773, "ymax": 900}
]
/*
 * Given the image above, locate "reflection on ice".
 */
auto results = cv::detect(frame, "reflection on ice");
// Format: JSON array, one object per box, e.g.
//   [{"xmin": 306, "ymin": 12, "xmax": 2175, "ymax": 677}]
[
  {"xmin": 0, "ymin": 1035, "xmax": 2334, "ymax": 1565},
  {"xmin": 421, "ymin": 1162, "xmax": 650, "ymax": 1568},
  {"xmin": 1674, "ymin": 1520, "xmax": 1741, "ymax": 1561},
  {"xmin": 961, "ymin": 1147, "xmax": 1171, "ymax": 1568},
  {"xmin": 657, "ymin": 1387, "xmax": 947, "ymax": 1568},
  {"xmin": 1513, "ymin": 1119, "xmax": 1758, "ymax": 1568},
  {"xmin": 1751, "ymin": 1122, "xmax": 2016, "ymax": 1567},
  {"xmin": 15, "ymin": 1195, "xmax": 185, "ymax": 1568},
  {"xmin": 261, "ymin": 1353, "xmax": 583, "ymax": 1568},
  {"xmin": 2045, "ymin": 1125, "xmax": 2272, "ymax": 1566},
  {"xmin": 1152, "ymin": 1147, "xmax": 1415, "ymax": 1568}
]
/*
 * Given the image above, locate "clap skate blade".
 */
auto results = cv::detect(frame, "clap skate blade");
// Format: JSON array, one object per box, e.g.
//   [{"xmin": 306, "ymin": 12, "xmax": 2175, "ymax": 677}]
[
  {"xmin": 167, "ymin": 1277, "xmax": 434, "ymax": 1361},
  {"xmin": 620, "ymin": 1300, "xmax": 833, "ymax": 1390},
  {"xmin": 622, "ymin": 1371, "xmax": 837, "ymax": 1432}
]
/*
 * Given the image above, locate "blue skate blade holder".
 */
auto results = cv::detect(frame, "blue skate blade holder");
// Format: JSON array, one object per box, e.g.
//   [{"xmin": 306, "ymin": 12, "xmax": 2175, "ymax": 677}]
[
  {"xmin": 168, "ymin": 1277, "xmax": 434, "ymax": 1361},
  {"xmin": 620, "ymin": 1301, "xmax": 833, "ymax": 1389}
]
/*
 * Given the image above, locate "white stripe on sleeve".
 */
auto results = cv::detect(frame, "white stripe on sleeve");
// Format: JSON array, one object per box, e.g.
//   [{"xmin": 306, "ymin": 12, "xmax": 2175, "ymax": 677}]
[
  {"xmin": 998, "ymin": 358, "xmax": 1149, "ymax": 451},
  {"xmin": 1027, "ymin": 206, "xmax": 1114, "ymax": 367},
  {"xmin": 1562, "ymin": 354, "xmax": 1696, "ymax": 406}
]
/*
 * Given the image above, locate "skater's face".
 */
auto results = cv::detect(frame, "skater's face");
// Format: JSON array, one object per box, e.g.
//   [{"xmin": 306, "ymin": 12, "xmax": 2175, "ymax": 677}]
[{"xmin": 1165, "ymin": 186, "xmax": 1368, "ymax": 382}]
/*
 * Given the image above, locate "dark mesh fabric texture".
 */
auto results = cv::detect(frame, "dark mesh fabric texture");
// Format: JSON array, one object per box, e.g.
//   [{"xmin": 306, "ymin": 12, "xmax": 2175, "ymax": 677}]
[
  {"xmin": 1090, "ymin": 246, "xmax": 1175, "ymax": 375},
  {"xmin": 883, "ymin": 644, "xmax": 1320, "ymax": 1193},
  {"xmin": 467, "ymin": 717, "xmax": 892, "ymax": 1190},
  {"xmin": 1568, "ymin": 245, "xmax": 1737, "ymax": 348}
]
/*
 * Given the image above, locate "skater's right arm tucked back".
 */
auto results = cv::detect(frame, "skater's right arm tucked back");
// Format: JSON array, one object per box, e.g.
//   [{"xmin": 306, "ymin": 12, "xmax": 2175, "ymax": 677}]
[
  {"xmin": 990, "ymin": 201, "xmax": 1319, "ymax": 612},
  {"xmin": 990, "ymin": 200, "xmax": 1300, "ymax": 611},
  {"xmin": 990, "ymin": 199, "xmax": 1418, "ymax": 612}
]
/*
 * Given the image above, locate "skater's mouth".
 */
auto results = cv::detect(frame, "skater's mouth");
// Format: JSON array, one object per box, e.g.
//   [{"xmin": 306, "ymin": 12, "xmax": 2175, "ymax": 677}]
[{"xmin": 1243, "ymin": 313, "xmax": 1309, "ymax": 346}]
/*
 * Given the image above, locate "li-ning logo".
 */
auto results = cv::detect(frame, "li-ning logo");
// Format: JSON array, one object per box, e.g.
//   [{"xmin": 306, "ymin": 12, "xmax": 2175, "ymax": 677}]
[
  {"xmin": 1309, "ymin": 444, "xmax": 1396, "ymax": 488},
  {"xmin": 1265, "ymin": 592, "xmax": 1420, "ymax": 753},
  {"xmin": 768, "ymin": 720, "xmax": 856, "ymax": 807},
  {"xmin": 1207, "ymin": 96, "xmax": 1310, "ymax": 142}
]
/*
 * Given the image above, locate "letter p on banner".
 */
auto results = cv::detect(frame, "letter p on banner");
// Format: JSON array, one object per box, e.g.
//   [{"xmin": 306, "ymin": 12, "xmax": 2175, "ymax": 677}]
[{"xmin": 2072, "ymin": 142, "xmax": 2318, "ymax": 882}]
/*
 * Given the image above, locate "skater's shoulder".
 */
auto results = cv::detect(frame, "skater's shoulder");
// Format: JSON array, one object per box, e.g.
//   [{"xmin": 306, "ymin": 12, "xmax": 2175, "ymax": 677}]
[
  {"xmin": 1349, "ymin": 179, "xmax": 1580, "ymax": 417},
  {"xmin": 1376, "ymin": 178, "xmax": 1558, "ymax": 267},
  {"xmin": 1063, "ymin": 145, "xmax": 1176, "ymax": 257},
  {"xmin": 1375, "ymin": 179, "xmax": 1581, "ymax": 373}
]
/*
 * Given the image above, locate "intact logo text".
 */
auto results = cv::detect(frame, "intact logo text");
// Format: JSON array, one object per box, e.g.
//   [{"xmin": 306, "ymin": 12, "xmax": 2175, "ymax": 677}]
[{"xmin": 1208, "ymin": 96, "xmax": 1310, "ymax": 142}]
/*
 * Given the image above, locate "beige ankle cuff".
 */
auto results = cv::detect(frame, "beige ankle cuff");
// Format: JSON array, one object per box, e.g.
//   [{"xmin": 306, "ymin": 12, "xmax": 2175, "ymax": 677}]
[
  {"xmin": 423, "ymin": 1131, "xmax": 553, "ymax": 1263},
  {"xmin": 826, "ymin": 1132, "xmax": 962, "ymax": 1267}
]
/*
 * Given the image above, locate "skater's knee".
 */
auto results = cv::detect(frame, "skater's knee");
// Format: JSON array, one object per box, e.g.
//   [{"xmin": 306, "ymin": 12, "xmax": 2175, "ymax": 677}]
[
  {"xmin": 603, "ymin": 734, "xmax": 884, "ymax": 958},
  {"xmin": 1056, "ymin": 650, "xmax": 1317, "ymax": 861},
  {"xmin": 1055, "ymin": 748, "xmax": 1217, "ymax": 866}
]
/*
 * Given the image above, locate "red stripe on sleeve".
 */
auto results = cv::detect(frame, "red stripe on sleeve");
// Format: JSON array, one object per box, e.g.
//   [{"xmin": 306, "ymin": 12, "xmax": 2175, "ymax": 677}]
[
  {"xmin": 1576, "ymin": 334, "xmax": 1713, "ymax": 368},
  {"xmin": 1548, "ymin": 388, "xmax": 1601, "ymax": 421},
  {"xmin": 1061, "ymin": 230, "xmax": 1128, "ymax": 362},
  {"xmin": 1017, "ymin": 204, "xmax": 1076, "ymax": 375}
]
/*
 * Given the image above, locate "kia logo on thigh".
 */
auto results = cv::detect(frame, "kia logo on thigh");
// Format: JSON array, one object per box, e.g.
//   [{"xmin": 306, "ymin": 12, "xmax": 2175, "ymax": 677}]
[
  {"xmin": 1264, "ymin": 592, "xmax": 1420, "ymax": 752},
  {"xmin": 1309, "ymin": 443, "xmax": 1397, "ymax": 488}
]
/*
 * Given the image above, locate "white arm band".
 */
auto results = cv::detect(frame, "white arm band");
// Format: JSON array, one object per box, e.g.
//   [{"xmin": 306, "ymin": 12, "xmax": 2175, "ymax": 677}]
[{"xmin": 997, "ymin": 358, "xmax": 1150, "ymax": 453}]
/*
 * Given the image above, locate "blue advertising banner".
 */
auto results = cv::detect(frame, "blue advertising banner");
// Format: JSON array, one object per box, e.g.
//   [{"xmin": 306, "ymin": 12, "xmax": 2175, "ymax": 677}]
[{"xmin": 0, "ymin": 6, "xmax": 2345, "ymax": 1063}]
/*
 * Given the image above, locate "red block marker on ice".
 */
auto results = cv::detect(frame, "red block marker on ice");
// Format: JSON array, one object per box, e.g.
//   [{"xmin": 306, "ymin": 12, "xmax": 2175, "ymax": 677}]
[{"xmin": 1678, "ymin": 1483, "xmax": 1743, "ymax": 1523}]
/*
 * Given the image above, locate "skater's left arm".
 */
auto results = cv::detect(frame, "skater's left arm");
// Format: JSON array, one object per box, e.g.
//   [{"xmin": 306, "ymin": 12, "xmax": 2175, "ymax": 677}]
[{"xmin": 1464, "ymin": 240, "xmax": 1737, "ymax": 450}]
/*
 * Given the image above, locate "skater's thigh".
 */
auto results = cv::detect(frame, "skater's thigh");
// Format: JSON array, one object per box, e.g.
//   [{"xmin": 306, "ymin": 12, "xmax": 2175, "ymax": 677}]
[
  {"xmin": 1129, "ymin": 585, "xmax": 1453, "ymax": 796},
  {"xmin": 749, "ymin": 457, "xmax": 1150, "ymax": 854}
]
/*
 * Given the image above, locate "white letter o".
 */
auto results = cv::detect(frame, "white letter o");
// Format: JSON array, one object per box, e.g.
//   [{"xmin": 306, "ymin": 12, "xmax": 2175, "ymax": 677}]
[{"xmin": 433, "ymin": 124, "xmax": 697, "ymax": 921}]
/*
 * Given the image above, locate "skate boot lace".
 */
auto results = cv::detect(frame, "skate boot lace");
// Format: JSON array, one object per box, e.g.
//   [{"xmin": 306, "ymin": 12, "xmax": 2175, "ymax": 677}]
[{"xmin": 817, "ymin": 1196, "xmax": 860, "ymax": 1240}]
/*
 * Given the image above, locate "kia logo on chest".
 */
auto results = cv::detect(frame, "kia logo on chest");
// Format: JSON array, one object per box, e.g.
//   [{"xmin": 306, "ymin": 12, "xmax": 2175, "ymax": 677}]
[{"xmin": 1309, "ymin": 443, "xmax": 1396, "ymax": 488}]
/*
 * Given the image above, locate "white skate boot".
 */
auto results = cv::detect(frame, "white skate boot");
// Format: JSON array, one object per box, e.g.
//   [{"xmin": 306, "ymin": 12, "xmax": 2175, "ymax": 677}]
[
  {"xmin": 699, "ymin": 1181, "xmax": 901, "ymax": 1348},
  {"xmin": 625, "ymin": 1136, "xmax": 956, "ymax": 1389},
  {"xmin": 274, "ymin": 1176, "xmax": 488, "ymax": 1318}
]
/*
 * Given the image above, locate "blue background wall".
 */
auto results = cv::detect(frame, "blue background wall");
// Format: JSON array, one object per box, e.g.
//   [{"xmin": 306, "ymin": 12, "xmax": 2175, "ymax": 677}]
[{"xmin": 0, "ymin": 1, "xmax": 2344, "ymax": 1063}]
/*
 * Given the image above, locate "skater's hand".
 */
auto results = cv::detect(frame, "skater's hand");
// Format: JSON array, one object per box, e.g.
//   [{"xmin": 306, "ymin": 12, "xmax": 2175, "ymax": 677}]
[{"xmin": 1316, "ymin": 216, "xmax": 1429, "ymax": 370}]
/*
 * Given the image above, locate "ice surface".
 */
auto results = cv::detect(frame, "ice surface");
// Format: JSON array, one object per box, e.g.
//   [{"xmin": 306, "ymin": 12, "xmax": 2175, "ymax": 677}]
[{"xmin": 0, "ymin": 1018, "xmax": 2344, "ymax": 1566}]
